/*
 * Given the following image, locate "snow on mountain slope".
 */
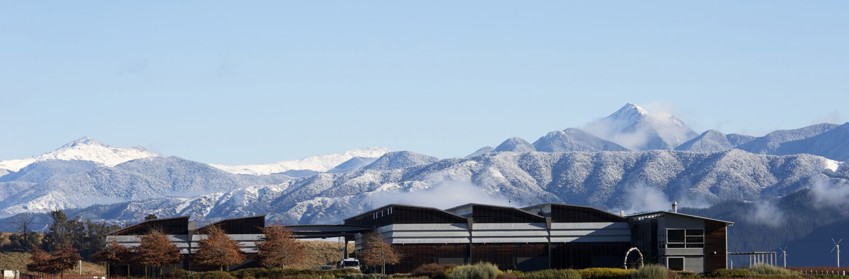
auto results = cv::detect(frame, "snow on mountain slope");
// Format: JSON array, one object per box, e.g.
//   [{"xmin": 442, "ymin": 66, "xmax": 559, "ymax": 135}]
[
  {"xmin": 748, "ymin": 122, "xmax": 849, "ymax": 161},
  {"xmin": 210, "ymin": 147, "xmax": 390, "ymax": 175},
  {"xmin": 675, "ymin": 130, "xmax": 756, "ymax": 153},
  {"xmin": 0, "ymin": 156, "xmax": 290, "ymax": 217},
  {"xmin": 583, "ymin": 103, "xmax": 698, "ymax": 150},
  {"xmin": 532, "ymin": 128, "xmax": 628, "ymax": 152},
  {"xmin": 737, "ymin": 123, "xmax": 839, "ymax": 154},
  {"xmin": 0, "ymin": 137, "xmax": 159, "ymax": 172},
  {"xmin": 494, "ymin": 137, "xmax": 536, "ymax": 152},
  {"xmin": 60, "ymin": 150, "xmax": 833, "ymax": 225}
]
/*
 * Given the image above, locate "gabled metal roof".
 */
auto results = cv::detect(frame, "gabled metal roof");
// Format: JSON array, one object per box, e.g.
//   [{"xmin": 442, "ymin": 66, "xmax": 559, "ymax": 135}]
[{"xmin": 628, "ymin": 211, "xmax": 734, "ymax": 225}]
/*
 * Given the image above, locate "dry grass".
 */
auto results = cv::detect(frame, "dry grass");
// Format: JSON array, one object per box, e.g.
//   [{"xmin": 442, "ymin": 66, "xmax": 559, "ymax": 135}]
[
  {"xmin": 0, "ymin": 252, "xmax": 105, "ymax": 275},
  {"xmin": 286, "ymin": 240, "xmax": 355, "ymax": 269}
]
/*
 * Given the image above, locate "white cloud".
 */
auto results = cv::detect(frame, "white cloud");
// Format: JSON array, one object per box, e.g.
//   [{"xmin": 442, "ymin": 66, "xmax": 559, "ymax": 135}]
[
  {"xmin": 747, "ymin": 201, "xmax": 784, "ymax": 227},
  {"xmin": 810, "ymin": 175, "xmax": 849, "ymax": 213},
  {"xmin": 369, "ymin": 178, "xmax": 510, "ymax": 210},
  {"xmin": 617, "ymin": 183, "xmax": 672, "ymax": 214}
]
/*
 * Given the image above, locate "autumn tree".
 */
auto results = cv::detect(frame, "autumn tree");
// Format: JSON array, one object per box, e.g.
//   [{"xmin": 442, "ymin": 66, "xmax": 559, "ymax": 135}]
[
  {"xmin": 257, "ymin": 225, "xmax": 305, "ymax": 267},
  {"xmin": 27, "ymin": 245, "xmax": 81, "ymax": 279},
  {"xmin": 94, "ymin": 240, "xmax": 132, "ymax": 277},
  {"xmin": 27, "ymin": 246, "xmax": 52, "ymax": 275},
  {"xmin": 193, "ymin": 226, "xmax": 245, "ymax": 271},
  {"xmin": 52, "ymin": 246, "xmax": 83, "ymax": 278},
  {"xmin": 359, "ymin": 232, "xmax": 400, "ymax": 274},
  {"xmin": 137, "ymin": 230, "xmax": 182, "ymax": 278}
]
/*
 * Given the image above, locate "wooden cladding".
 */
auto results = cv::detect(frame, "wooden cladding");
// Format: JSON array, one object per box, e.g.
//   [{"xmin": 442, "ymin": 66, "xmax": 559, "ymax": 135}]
[{"xmin": 704, "ymin": 220, "xmax": 727, "ymax": 272}]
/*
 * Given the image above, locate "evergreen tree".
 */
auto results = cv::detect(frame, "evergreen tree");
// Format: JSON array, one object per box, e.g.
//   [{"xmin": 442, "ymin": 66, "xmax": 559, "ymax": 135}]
[
  {"xmin": 42, "ymin": 210, "xmax": 73, "ymax": 251},
  {"xmin": 257, "ymin": 225, "xmax": 305, "ymax": 267},
  {"xmin": 193, "ymin": 226, "xmax": 245, "ymax": 271}
]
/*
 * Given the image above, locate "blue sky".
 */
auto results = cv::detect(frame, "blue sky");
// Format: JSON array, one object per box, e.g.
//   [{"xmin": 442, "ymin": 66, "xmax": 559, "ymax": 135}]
[{"xmin": 1, "ymin": 1, "xmax": 848, "ymax": 164}]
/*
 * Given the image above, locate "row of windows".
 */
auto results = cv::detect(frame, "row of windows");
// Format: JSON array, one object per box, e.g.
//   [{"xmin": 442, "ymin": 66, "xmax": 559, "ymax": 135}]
[
  {"xmin": 372, "ymin": 207, "xmax": 393, "ymax": 219},
  {"xmin": 667, "ymin": 229, "xmax": 704, "ymax": 248}
]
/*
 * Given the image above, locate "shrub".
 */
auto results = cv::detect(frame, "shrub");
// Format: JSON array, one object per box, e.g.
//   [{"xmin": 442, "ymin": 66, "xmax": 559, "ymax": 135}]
[
  {"xmin": 447, "ymin": 262, "xmax": 501, "ymax": 279},
  {"xmin": 748, "ymin": 264, "xmax": 797, "ymax": 277},
  {"xmin": 520, "ymin": 269, "xmax": 581, "ymax": 279},
  {"xmin": 411, "ymin": 263, "xmax": 458, "ymax": 279},
  {"xmin": 192, "ymin": 271, "xmax": 236, "ymax": 279},
  {"xmin": 230, "ymin": 267, "xmax": 361, "ymax": 279},
  {"xmin": 163, "ymin": 269, "xmax": 191, "ymax": 279},
  {"xmin": 708, "ymin": 269, "xmax": 753, "ymax": 278},
  {"xmin": 339, "ymin": 274, "xmax": 388, "ymax": 279},
  {"xmin": 631, "ymin": 264, "xmax": 667, "ymax": 279},
  {"xmin": 580, "ymin": 268, "xmax": 633, "ymax": 279}
]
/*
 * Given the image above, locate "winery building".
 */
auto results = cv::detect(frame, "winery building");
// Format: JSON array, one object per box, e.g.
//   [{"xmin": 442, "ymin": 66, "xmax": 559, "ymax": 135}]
[{"xmin": 105, "ymin": 203, "xmax": 731, "ymax": 274}]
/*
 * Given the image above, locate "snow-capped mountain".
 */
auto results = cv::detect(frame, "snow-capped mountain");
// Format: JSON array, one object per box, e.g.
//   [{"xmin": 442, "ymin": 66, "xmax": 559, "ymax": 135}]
[
  {"xmin": 583, "ymin": 103, "xmax": 698, "ymax": 150},
  {"xmin": 57, "ymin": 149, "xmax": 837, "ymax": 225},
  {"xmin": 210, "ymin": 147, "xmax": 390, "ymax": 175},
  {"xmin": 0, "ymin": 137, "xmax": 159, "ymax": 172},
  {"xmin": 0, "ymin": 156, "xmax": 289, "ymax": 217},
  {"xmin": 675, "ymin": 130, "xmax": 756, "ymax": 153},
  {"xmin": 494, "ymin": 137, "xmax": 536, "ymax": 152},
  {"xmin": 2, "ymin": 104, "xmax": 849, "ymax": 232},
  {"xmin": 532, "ymin": 128, "xmax": 627, "ymax": 152},
  {"xmin": 737, "ymin": 123, "xmax": 849, "ymax": 161}
]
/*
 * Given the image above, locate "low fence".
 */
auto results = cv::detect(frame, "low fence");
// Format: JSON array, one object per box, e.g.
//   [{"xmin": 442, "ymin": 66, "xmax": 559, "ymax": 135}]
[
  {"xmin": 19, "ymin": 274, "xmax": 105, "ymax": 279},
  {"xmin": 789, "ymin": 267, "xmax": 849, "ymax": 276}
]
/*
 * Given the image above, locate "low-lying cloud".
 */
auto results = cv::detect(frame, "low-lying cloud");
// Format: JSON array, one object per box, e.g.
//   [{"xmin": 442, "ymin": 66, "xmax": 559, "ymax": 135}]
[
  {"xmin": 747, "ymin": 201, "xmax": 785, "ymax": 227},
  {"xmin": 617, "ymin": 183, "xmax": 672, "ymax": 214},
  {"xmin": 810, "ymin": 175, "xmax": 849, "ymax": 213},
  {"xmin": 370, "ymin": 178, "xmax": 510, "ymax": 210}
]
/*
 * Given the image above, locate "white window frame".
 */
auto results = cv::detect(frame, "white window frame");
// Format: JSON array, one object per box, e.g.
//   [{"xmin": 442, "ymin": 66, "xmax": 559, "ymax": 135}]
[
  {"xmin": 666, "ymin": 228, "xmax": 704, "ymax": 248},
  {"xmin": 667, "ymin": 257, "xmax": 685, "ymax": 271}
]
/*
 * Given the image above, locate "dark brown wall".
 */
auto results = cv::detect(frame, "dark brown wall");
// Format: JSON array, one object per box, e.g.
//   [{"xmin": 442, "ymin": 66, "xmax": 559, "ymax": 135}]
[{"xmin": 704, "ymin": 221, "xmax": 727, "ymax": 272}]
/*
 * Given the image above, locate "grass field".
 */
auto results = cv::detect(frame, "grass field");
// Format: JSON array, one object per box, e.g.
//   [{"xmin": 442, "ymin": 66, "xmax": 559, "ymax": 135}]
[{"xmin": 0, "ymin": 252, "xmax": 106, "ymax": 274}]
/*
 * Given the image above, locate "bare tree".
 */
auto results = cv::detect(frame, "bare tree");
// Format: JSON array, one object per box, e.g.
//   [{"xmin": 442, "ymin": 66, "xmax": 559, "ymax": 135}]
[
  {"xmin": 193, "ymin": 226, "xmax": 245, "ymax": 271},
  {"xmin": 15, "ymin": 213, "xmax": 37, "ymax": 251},
  {"xmin": 257, "ymin": 225, "xmax": 305, "ymax": 267},
  {"xmin": 359, "ymin": 232, "xmax": 400, "ymax": 274},
  {"xmin": 137, "ymin": 230, "xmax": 182, "ymax": 278}
]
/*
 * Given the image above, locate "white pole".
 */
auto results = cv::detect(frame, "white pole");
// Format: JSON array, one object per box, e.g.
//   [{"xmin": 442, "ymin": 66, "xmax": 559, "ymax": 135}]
[{"xmin": 838, "ymin": 244, "xmax": 840, "ymax": 268}]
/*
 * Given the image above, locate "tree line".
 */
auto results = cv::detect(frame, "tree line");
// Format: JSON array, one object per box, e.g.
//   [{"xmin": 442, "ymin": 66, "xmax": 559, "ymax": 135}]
[{"xmin": 7, "ymin": 210, "xmax": 402, "ymax": 277}]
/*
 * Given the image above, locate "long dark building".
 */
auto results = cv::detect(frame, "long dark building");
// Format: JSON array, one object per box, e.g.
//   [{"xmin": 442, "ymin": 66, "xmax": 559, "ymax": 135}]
[
  {"xmin": 106, "ymin": 203, "xmax": 731, "ymax": 274},
  {"xmin": 344, "ymin": 203, "xmax": 636, "ymax": 273}
]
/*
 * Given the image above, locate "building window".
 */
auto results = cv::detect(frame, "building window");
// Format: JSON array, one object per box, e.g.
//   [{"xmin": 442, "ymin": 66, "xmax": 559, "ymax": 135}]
[
  {"xmin": 667, "ymin": 229, "xmax": 703, "ymax": 248},
  {"xmin": 667, "ymin": 257, "xmax": 684, "ymax": 271},
  {"xmin": 686, "ymin": 229, "xmax": 704, "ymax": 248}
]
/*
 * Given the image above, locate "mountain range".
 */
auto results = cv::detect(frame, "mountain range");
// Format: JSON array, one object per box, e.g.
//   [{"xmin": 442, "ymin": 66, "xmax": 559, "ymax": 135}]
[{"xmin": 1, "ymin": 103, "xmax": 848, "ymax": 265}]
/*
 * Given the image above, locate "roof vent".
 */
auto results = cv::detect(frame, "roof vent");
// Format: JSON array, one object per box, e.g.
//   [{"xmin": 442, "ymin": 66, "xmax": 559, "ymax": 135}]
[{"xmin": 672, "ymin": 202, "xmax": 678, "ymax": 213}]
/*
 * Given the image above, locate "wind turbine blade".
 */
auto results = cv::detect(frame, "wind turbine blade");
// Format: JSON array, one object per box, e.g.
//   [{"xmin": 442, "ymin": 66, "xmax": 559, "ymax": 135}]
[{"xmin": 832, "ymin": 247, "xmax": 837, "ymax": 253}]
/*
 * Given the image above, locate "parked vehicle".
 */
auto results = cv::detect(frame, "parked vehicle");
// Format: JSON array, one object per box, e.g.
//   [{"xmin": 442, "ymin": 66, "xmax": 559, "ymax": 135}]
[{"xmin": 338, "ymin": 258, "xmax": 360, "ymax": 270}]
